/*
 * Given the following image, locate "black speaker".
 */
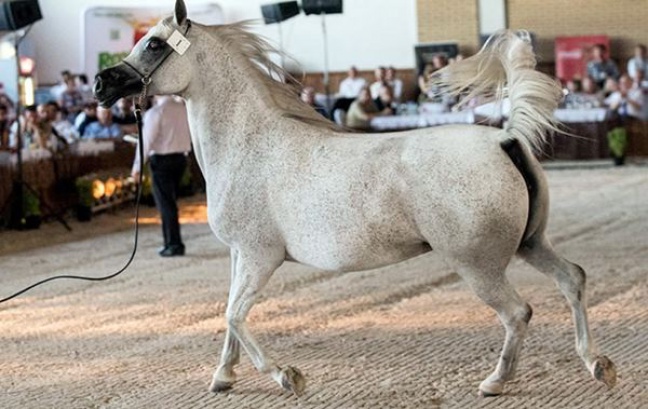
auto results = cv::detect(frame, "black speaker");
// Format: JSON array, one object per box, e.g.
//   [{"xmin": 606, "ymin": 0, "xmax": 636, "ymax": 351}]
[
  {"xmin": 261, "ymin": 1, "xmax": 300, "ymax": 24},
  {"xmin": 302, "ymin": 0, "xmax": 342, "ymax": 15},
  {"xmin": 0, "ymin": 0, "xmax": 42, "ymax": 31}
]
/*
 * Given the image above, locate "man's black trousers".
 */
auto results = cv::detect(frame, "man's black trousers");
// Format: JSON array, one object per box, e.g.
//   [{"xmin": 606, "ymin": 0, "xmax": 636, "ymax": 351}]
[{"xmin": 149, "ymin": 153, "xmax": 187, "ymax": 248}]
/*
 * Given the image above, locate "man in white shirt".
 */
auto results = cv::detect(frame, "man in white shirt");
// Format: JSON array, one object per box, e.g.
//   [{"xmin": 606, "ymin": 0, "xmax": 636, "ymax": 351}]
[
  {"xmin": 627, "ymin": 44, "xmax": 648, "ymax": 88},
  {"xmin": 385, "ymin": 66, "xmax": 403, "ymax": 102},
  {"xmin": 369, "ymin": 66, "xmax": 387, "ymax": 100},
  {"xmin": 604, "ymin": 74, "xmax": 646, "ymax": 120},
  {"xmin": 337, "ymin": 66, "xmax": 366, "ymax": 99},
  {"xmin": 132, "ymin": 95, "xmax": 192, "ymax": 257}
]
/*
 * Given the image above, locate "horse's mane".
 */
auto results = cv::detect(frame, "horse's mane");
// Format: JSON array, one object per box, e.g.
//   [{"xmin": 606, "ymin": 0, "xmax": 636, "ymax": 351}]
[{"xmin": 203, "ymin": 21, "xmax": 347, "ymax": 133}]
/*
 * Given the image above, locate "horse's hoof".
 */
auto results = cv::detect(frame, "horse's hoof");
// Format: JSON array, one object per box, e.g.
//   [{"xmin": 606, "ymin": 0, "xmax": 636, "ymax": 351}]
[
  {"xmin": 478, "ymin": 380, "xmax": 503, "ymax": 397},
  {"xmin": 209, "ymin": 379, "xmax": 234, "ymax": 393},
  {"xmin": 280, "ymin": 366, "xmax": 306, "ymax": 396},
  {"xmin": 592, "ymin": 355, "xmax": 617, "ymax": 388}
]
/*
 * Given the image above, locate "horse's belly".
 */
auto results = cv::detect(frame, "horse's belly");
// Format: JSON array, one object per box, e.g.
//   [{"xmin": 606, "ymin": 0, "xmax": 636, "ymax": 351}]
[{"xmin": 285, "ymin": 238, "xmax": 431, "ymax": 272}]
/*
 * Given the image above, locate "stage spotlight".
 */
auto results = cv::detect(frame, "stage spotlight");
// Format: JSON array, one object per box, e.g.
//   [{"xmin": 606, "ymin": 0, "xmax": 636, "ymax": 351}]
[
  {"xmin": 0, "ymin": 0, "xmax": 42, "ymax": 31},
  {"xmin": 260, "ymin": 1, "xmax": 300, "ymax": 24},
  {"xmin": 301, "ymin": 0, "xmax": 342, "ymax": 15}
]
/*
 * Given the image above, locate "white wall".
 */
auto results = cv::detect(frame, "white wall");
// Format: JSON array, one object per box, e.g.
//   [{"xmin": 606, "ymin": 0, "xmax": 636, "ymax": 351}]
[{"xmin": 28, "ymin": 0, "xmax": 418, "ymax": 84}]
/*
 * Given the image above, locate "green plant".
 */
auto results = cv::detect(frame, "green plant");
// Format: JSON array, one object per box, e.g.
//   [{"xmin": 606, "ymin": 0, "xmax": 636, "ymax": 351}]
[
  {"xmin": 75, "ymin": 176, "xmax": 95, "ymax": 207},
  {"xmin": 22, "ymin": 189, "xmax": 41, "ymax": 217},
  {"xmin": 607, "ymin": 127, "xmax": 628, "ymax": 158}
]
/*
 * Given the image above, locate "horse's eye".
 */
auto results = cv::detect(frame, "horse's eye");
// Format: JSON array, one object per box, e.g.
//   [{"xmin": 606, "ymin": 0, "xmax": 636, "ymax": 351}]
[{"xmin": 147, "ymin": 39, "xmax": 163, "ymax": 51}]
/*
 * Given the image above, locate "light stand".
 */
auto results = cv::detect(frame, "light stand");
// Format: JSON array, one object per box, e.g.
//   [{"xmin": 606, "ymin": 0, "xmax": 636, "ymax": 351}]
[
  {"xmin": 302, "ymin": 0, "xmax": 343, "ymax": 117},
  {"xmin": 260, "ymin": 1, "xmax": 300, "ymax": 69},
  {"xmin": 319, "ymin": 10, "xmax": 332, "ymax": 115},
  {"xmin": 1, "ymin": 27, "xmax": 71, "ymax": 231},
  {"xmin": 276, "ymin": 19, "xmax": 285, "ymax": 69}
]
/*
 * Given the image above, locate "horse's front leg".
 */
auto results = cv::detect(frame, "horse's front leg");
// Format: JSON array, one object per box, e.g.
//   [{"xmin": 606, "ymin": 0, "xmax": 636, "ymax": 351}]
[
  {"xmin": 210, "ymin": 247, "xmax": 306, "ymax": 396},
  {"xmin": 210, "ymin": 249, "xmax": 241, "ymax": 392}
]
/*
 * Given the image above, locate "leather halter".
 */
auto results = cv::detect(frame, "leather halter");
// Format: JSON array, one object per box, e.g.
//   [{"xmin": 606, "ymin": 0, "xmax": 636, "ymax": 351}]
[{"xmin": 122, "ymin": 20, "xmax": 192, "ymax": 105}]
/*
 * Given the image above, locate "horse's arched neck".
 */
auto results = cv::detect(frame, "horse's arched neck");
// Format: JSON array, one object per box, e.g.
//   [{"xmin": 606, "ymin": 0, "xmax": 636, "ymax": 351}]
[
  {"xmin": 182, "ymin": 37, "xmax": 274, "ymax": 137},
  {"xmin": 180, "ymin": 34, "xmax": 285, "ymax": 183}
]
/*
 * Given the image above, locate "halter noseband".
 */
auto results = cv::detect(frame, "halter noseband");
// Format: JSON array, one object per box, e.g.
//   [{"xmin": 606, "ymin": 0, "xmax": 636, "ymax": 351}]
[{"xmin": 122, "ymin": 20, "xmax": 192, "ymax": 106}]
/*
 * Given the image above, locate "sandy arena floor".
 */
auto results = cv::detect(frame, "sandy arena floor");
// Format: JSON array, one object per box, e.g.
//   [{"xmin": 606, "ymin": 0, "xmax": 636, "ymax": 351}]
[{"xmin": 0, "ymin": 164, "xmax": 647, "ymax": 409}]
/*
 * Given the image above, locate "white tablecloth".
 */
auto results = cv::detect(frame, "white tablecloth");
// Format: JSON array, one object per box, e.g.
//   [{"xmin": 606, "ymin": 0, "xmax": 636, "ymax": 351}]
[
  {"xmin": 553, "ymin": 108, "xmax": 609, "ymax": 123},
  {"xmin": 473, "ymin": 100, "xmax": 609, "ymax": 124},
  {"xmin": 73, "ymin": 140, "xmax": 116, "ymax": 156},
  {"xmin": 370, "ymin": 111, "xmax": 475, "ymax": 131},
  {"xmin": 0, "ymin": 148, "xmax": 53, "ymax": 166}
]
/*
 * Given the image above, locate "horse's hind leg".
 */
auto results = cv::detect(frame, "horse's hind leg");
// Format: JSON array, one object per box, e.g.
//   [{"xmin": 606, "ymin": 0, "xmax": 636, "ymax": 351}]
[
  {"xmin": 210, "ymin": 247, "xmax": 306, "ymax": 396},
  {"xmin": 454, "ymin": 259, "xmax": 533, "ymax": 397},
  {"xmin": 519, "ymin": 235, "xmax": 617, "ymax": 388}
]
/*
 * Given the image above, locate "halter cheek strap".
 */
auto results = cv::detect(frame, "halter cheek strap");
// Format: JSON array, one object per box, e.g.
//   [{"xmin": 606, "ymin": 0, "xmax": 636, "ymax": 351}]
[{"xmin": 122, "ymin": 20, "xmax": 192, "ymax": 107}]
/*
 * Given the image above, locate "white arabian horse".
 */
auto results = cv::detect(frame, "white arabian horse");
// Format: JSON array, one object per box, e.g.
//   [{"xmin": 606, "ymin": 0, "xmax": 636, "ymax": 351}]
[{"xmin": 94, "ymin": 0, "xmax": 617, "ymax": 397}]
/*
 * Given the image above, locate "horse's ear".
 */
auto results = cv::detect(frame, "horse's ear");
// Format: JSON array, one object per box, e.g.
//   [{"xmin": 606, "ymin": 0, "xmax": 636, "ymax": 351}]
[{"xmin": 174, "ymin": 0, "xmax": 187, "ymax": 26}]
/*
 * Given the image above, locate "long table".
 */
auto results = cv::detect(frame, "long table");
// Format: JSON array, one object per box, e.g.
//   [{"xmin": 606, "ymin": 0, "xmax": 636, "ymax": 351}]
[
  {"xmin": 370, "ymin": 111, "xmax": 476, "ymax": 131},
  {"xmin": 0, "ymin": 141, "xmax": 136, "ymax": 217},
  {"xmin": 369, "ymin": 107, "xmax": 615, "ymax": 160},
  {"xmin": 546, "ymin": 108, "xmax": 610, "ymax": 160}
]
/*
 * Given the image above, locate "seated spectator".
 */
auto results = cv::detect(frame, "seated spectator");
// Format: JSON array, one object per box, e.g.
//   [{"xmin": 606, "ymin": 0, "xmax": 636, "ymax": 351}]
[
  {"xmin": 50, "ymin": 70, "xmax": 73, "ymax": 101},
  {"xmin": 373, "ymin": 84, "xmax": 397, "ymax": 114},
  {"xmin": 587, "ymin": 44, "xmax": 620, "ymax": 90},
  {"xmin": 418, "ymin": 62, "xmax": 436, "ymax": 101},
  {"xmin": 565, "ymin": 79, "xmax": 580, "ymax": 94},
  {"xmin": 39, "ymin": 101, "xmax": 78, "ymax": 144},
  {"xmin": 580, "ymin": 76, "xmax": 604, "ymax": 107},
  {"xmin": 369, "ymin": 66, "xmax": 387, "ymax": 100},
  {"xmin": 113, "ymin": 98, "xmax": 138, "ymax": 134},
  {"xmin": 338, "ymin": 66, "xmax": 367, "ymax": 99},
  {"xmin": 385, "ymin": 66, "xmax": 403, "ymax": 102},
  {"xmin": 0, "ymin": 83, "xmax": 16, "ymax": 120},
  {"xmin": 58, "ymin": 76, "xmax": 84, "ymax": 122},
  {"xmin": 8, "ymin": 105, "xmax": 35, "ymax": 149},
  {"xmin": 605, "ymin": 74, "xmax": 646, "ymax": 120},
  {"xmin": 83, "ymin": 106, "xmax": 122, "ymax": 138},
  {"xmin": 564, "ymin": 76, "xmax": 603, "ymax": 108},
  {"xmin": 448, "ymin": 54, "xmax": 464, "ymax": 65},
  {"xmin": 603, "ymin": 77, "xmax": 619, "ymax": 98},
  {"xmin": 418, "ymin": 56, "xmax": 448, "ymax": 100},
  {"xmin": 627, "ymin": 44, "xmax": 648, "ymax": 88},
  {"xmin": 9, "ymin": 105, "xmax": 53, "ymax": 150},
  {"xmin": 300, "ymin": 87, "xmax": 327, "ymax": 117},
  {"xmin": 431, "ymin": 54, "xmax": 449, "ymax": 71},
  {"xmin": 346, "ymin": 87, "xmax": 390, "ymax": 130},
  {"xmin": 0, "ymin": 104, "xmax": 9, "ymax": 150},
  {"xmin": 75, "ymin": 102, "xmax": 99, "ymax": 136},
  {"xmin": 77, "ymin": 73, "xmax": 95, "ymax": 104}
]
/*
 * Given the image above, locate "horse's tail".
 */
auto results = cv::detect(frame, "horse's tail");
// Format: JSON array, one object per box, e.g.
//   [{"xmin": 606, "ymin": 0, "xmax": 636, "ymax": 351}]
[{"xmin": 431, "ymin": 30, "xmax": 563, "ymax": 152}]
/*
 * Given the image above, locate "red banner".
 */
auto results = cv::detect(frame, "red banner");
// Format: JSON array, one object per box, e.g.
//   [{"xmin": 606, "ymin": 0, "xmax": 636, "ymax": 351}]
[{"xmin": 555, "ymin": 35, "xmax": 610, "ymax": 81}]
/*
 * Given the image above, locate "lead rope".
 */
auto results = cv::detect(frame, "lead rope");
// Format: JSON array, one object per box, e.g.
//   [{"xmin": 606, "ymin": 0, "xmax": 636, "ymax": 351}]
[{"xmin": 0, "ymin": 86, "xmax": 149, "ymax": 305}]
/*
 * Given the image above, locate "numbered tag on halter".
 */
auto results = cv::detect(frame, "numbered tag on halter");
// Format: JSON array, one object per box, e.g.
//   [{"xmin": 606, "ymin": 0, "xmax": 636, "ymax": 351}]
[{"xmin": 167, "ymin": 30, "xmax": 191, "ymax": 55}]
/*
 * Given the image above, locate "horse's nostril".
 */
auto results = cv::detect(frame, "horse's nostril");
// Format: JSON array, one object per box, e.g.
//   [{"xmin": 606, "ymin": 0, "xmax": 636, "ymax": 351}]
[{"xmin": 93, "ymin": 76, "xmax": 103, "ymax": 94}]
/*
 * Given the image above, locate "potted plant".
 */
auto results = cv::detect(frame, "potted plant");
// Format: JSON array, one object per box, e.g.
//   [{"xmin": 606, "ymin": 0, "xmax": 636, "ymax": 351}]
[
  {"xmin": 607, "ymin": 127, "xmax": 628, "ymax": 166},
  {"xmin": 75, "ymin": 176, "xmax": 94, "ymax": 221},
  {"xmin": 21, "ymin": 189, "xmax": 41, "ymax": 230}
]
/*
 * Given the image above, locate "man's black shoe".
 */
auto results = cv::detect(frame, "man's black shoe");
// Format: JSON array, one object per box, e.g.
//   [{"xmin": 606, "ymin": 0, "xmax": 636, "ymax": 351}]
[{"xmin": 159, "ymin": 245, "xmax": 185, "ymax": 257}]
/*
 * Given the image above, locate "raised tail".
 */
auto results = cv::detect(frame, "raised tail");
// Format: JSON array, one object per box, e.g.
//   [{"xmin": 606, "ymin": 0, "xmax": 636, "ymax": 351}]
[{"xmin": 432, "ymin": 30, "xmax": 563, "ymax": 153}]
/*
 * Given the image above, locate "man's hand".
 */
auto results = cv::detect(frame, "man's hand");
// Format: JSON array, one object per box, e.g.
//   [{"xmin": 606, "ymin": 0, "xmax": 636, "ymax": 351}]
[{"xmin": 132, "ymin": 171, "xmax": 140, "ymax": 182}]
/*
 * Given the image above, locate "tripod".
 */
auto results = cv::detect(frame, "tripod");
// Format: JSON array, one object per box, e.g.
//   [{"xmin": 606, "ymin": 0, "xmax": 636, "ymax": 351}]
[{"xmin": 1, "ymin": 27, "xmax": 71, "ymax": 231}]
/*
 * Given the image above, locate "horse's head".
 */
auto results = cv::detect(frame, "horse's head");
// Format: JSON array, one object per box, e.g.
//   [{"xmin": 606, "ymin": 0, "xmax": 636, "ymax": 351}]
[{"xmin": 93, "ymin": 0, "xmax": 194, "ymax": 107}]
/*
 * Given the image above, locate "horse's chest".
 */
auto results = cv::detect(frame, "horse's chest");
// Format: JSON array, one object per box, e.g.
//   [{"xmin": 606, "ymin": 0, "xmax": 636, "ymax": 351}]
[{"xmin": 206, "ymin": 184, "xmax": 274, "ymax": 246}]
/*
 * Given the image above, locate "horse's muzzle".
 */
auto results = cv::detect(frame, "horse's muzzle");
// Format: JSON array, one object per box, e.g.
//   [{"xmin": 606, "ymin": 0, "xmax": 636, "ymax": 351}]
[{"xmin": 93, "ymin": 64, "xmax": 145, "ymax": 108}]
